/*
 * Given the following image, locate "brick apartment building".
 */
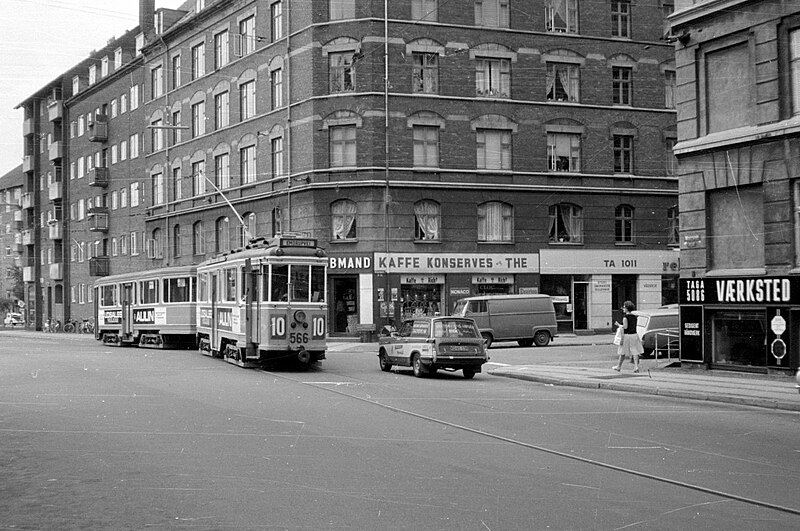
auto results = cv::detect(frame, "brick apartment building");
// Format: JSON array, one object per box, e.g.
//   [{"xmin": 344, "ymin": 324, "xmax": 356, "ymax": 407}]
[
  {"xmin": 671, "ymin": 0, "xmax": 800, "ymax": 373},
  {"xmin": 0, "ymin": 165, "xmax": 24, "ymax": 314},
  {"xmin": 17, "ymin": 0, "xmax": 677, "ymax": 335}
]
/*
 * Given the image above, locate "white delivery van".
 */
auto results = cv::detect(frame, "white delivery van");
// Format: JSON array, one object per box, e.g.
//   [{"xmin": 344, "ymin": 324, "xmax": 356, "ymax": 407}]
[{"xmin": 452, "ymin": 294, "xmax": 558, "ymax": 348}]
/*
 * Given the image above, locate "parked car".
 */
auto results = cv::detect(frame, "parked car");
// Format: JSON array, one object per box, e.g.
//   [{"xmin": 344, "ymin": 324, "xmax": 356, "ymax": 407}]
[
  {"xmin": 451, "ymin": 294, "xmax": 557, "ymax": 348},
  {"xmin": 4, "ymin": 312, "xmax": 24, "ymax": 327},
  {"xmin": 378, "ymin": 316, "xmax": 488, "ymax": 378},
  {"xmin": 634, "ymin": 307, "xmax": 679, "ymax": 358}
]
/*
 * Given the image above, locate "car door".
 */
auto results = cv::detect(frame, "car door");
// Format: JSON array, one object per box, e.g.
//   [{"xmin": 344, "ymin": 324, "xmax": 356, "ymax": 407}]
[{"xmin": 393, "ymin": 320, "xmax": 414, "ymax": 364}]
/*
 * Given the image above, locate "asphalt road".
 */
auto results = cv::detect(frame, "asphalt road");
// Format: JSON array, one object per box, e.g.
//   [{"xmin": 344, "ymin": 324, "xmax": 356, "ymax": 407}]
[{"xmin": 1, "ymin": 334, "xmax": 798, "ymax": 530}]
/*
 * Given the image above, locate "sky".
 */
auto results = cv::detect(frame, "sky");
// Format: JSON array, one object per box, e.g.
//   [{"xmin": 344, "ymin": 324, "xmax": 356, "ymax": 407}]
[{"xmin": 0, "ymin": 0, "xmax": 184, "ymax": 177}]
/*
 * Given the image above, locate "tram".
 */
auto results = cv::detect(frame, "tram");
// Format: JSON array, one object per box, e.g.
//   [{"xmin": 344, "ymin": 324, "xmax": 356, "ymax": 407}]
[
  {"xmin": 94, "ymin": 265, "xmax": 198, "ymax": 348},
  {"xmin": 196, "ymin": 235, "xmax": 328, "ymax": 368}
]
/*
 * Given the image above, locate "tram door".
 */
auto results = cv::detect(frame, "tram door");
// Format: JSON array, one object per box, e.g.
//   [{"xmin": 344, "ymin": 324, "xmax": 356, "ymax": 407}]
[
  {"xmin": 211, "ymin": 273, "xmax": 218, "ymax": 348},
  {"xmin": 121, "ymin": 282, "xmax": 134, "ymax": 336}
]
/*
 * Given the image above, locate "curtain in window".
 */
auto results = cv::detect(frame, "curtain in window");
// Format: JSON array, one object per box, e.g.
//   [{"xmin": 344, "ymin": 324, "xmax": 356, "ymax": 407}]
[
  {"xmin": 478, "ymin": 202, "xmax": 511, "ymax": 241},
  {"xmin": 564, "ymin": 204, "xmax": 583, "ymax": 242},
  {"xmin": 415, "ymin": 201, "xmax": 440, "ymax": 240},
  {"xmin": 332, "ymin": 200, "xmax": 357, "ymax": 239}
]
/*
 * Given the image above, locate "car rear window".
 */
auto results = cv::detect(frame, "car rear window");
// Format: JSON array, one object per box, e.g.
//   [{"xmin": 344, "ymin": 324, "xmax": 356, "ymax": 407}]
[
  {"xmin": 648, "ymin": 315, "xmax": 678, "ymax": 329},
  {"xmin": 433, "ymin": 320, "xmax": 479, "ymax": 339}
]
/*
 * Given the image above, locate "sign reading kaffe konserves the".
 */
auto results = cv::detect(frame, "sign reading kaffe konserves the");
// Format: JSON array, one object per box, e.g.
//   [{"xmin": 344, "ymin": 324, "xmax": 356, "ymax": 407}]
[{"xmin": 679, "ymin": 277, "xmax": 800, "ymax": 305}]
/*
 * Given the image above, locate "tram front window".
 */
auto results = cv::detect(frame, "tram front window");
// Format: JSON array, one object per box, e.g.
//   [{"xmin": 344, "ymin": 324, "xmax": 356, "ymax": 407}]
[
  {"xmin": 311, "ymin": 266, "xmax": 325, "ymax": 302},
  {"xmin": 270, "ymin": 264, "xmax": 288, "ymax": 301},
  {"xmin": 291, "ymin": 266, "xmax": 310, "ymax": 302}
]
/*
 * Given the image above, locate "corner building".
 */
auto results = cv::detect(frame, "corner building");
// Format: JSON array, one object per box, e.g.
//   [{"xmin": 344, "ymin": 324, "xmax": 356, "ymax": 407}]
[
  {"xmin": 141, "ymin": 0, "xmax": 678, "ymax": 336},
  {"xmin": 671, "ymin": 0, "xmax": 800, "ymax": 373}
]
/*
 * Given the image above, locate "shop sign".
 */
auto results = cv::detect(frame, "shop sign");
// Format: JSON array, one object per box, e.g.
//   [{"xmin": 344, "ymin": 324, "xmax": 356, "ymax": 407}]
[
  {"xmin": 552, "ymin": 295, "xmax": 570, "ymax": 303},
  {"xmin": 680, "ymin": 277, "xmax": 799, "ymax": 305},
  {"xmin": 472, "ymin": 275, "xmax": 513, "ymax": 285},
  {"xmin": 518, "ymin": 287, "xmax": 539, "ymax": 294},
  {"xmin": 375, "ymin": 253, "xmax": 538, "ymax": 273},
  {"xmin": 540, "ymin": 249, "xmax": 679, "ymax": 274},
  {"xmin": 328, "ymin": 255, "xmax": 373, "ymax": 271},
  {"xmin": 679, "ymin": 305, "xmax": 704, "ymax": 362},
  {"xmin": 450, "ymin": 287, "xmax": 471, "ymax": 297},
  {"xmin": 593, "ymin": 280, "xmax": 612, "ymax": 292},
  {"xmin": 402, "ymin": 275, "xmax": 445, "ymax": 284}
]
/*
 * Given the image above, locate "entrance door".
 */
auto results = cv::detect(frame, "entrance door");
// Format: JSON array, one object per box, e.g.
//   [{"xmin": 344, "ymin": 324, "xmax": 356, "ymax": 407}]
[
  {"xmin": 121, "ymin": 282, "xmax": 134, "ymax": 336},
  {"xmin": 612, "ymin": 275, "xmax": 637, "ymax": 328},
  {"xmin": 332, "ymin": 277, "xmax": 358, "ymax": 334},
  {"xmin": 573, "ymin": 282, "xmax": 588, "ymax": 330}
]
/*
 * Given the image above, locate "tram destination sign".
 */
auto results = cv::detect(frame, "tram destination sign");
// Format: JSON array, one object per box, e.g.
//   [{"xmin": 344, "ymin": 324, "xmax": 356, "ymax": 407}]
[
  {"xmin": 280, "ymin": 237, "xmax": 316, "ymax": 248},
  {"xmin": 680, "ymin": 277, "xmax": 800, "ymax": 305}
]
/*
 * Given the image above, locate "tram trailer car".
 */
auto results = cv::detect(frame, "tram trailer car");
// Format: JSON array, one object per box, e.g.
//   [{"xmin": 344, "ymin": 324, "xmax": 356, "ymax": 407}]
[
  {"xmin": 196, "ymin": 236, "xmax": 328, "ymax": 368},
  {"xmin": 94, "ymin": 265, "xmax": 198, "ymax": 349}
]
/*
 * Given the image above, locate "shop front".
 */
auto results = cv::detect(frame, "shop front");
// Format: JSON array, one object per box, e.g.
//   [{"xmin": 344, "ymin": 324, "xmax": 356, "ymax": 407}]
[
  {"xmin": 374, "ymin": 252, "xmax": 539, "ymax": 329},
  {"xmin": 327, "ymin": 254, "xmax": 374, "ymax": 336},
  {"xmin": 540, "ymin": 249, "xmax": 680, "ymax": 333},
  {"xmin": 679, "ymin": 276, "xmax": 799, "ymax": 373}
]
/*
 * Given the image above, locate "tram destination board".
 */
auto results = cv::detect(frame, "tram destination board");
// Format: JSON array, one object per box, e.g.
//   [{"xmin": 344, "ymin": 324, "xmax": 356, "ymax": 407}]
[{"xmin": 279, "ymin": 237, "xmax": 317, "ymax": 248}]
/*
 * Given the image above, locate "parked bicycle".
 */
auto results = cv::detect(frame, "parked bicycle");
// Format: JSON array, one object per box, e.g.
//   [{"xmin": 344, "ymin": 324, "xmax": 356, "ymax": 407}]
[
  {"xmin": 44, "ymin": 319, "xmax": 61, "ymax": 333},
  {"xmin": 63, "ymin": 317, "xmax": 96, "ymax": 334}
]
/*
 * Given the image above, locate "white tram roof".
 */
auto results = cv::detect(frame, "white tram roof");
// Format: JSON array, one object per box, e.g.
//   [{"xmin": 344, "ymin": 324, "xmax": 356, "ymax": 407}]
[{"xmin": 198, "ymin": 236, "xmax": 327, "ymax": 269}]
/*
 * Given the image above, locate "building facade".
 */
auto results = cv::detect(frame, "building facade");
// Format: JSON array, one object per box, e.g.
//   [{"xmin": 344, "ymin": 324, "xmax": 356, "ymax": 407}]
[
  {"xmin": 18, "ymin": 0, "xmax": 678, "ymax": 335},
  {"xmin": 0, "ymin": 165, "xmax": 24, "ymax": 315},
  {"xmin": 671, "ymin": 0, "xmax": 800, "ymax": 372}
]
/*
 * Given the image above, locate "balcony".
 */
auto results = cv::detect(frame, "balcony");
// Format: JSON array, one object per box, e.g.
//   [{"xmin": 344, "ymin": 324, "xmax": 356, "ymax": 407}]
[
  {"xmin": 12, "ymin": 242, "xmax": 22, "ymax": 254},
  {"xmin": 48, "ymin": 220, "xmax": 63, "ymax": 240},
  {"xmin": 22, "ymin": 266, "xmax": 34, "ymax": 283},
  {"xmin": 21, "ymin": 192, "xmax": 33, "ymax": 210},
  {"xmin": 88, "ymin": 207, "xmax": 109, "ymax": 232},
  {"xmin": 21, "ymin": 229, "xmax": 33, "ymax": 246},
  {"xmin": 89, "ymin": 256, "xmax": 110, "ymax": 277},
  {"xmin": 49, "ymin": 262, "xmax": 64, "ymax": 281},
  {"xmin": 13, "ymin": 209, "xmax": 23, "ymax": 223},
  {"xmin": 47, "ymin": 100, "xmax": 64, "ymax": 122},
  {"xmin": 88, "ymin": 119, "xmax": 108, "ymax": 142},
  {"xmin": 48, "ymin": 181, "xmax": 63, "ymax": 202},
  {"xmin": 23, "ymin": 118, "xmax": 34, "ymax": 137},
  {"xmin": 23, "ymin": 155, "xmax": 33, "ymax": 173},
  {"xmin": 48, "ymin": 140, "xmax": 64, "ymax": 161},
  {"xmin": 88, "ymin": 166, "xmax": 109, "ymax": 187}
]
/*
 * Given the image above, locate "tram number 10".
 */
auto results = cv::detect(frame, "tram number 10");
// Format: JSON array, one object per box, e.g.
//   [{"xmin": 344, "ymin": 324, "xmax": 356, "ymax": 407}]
[{"xmin": 270, "ymin": 316, "xmax": 326, "ymax": 341}]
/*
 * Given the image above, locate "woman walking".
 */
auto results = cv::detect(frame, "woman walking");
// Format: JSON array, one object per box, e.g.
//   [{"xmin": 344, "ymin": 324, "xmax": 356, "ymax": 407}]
[{"xmin": 613, "ymin": 300, "xmax": 644, "ymax": 373}]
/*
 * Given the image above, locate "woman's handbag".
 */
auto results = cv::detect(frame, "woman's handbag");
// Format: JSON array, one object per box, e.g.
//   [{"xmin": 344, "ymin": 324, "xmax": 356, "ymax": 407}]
[{"xmin": 613, "ymin": 326, "xmax": 624, "ymax": 346}]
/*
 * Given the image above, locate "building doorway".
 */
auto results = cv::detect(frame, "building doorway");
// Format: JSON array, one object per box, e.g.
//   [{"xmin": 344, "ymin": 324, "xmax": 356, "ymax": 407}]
[
  {"xmin": 331, "ymin": 276, "xmax": 358, "ymax": 335},
  {"xmin": 612, "ymin": 275, "xmax": 637, "ymax": 326}
]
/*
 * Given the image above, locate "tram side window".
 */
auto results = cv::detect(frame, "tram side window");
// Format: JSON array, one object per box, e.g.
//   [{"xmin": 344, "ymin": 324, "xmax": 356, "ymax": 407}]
[
  {"xmin": 271, "ymin": 264, "xmax": 288, "ymax": 301},
  {"xmin": 223, "ymin": 267, "xmax": 237, "ymax": 302},
  {"xmin": 164, "ymin": 277, "xmax": 192, "ymax": 303},
  {"xmin": 291, "ymin": 265, "xmax": 310, "ymax": 302},
  {"xmin": 101, "ymin": 285, "xmax": 117, "ymax": 307},
  {"xmin": 198, "ymin": 273, "xmax": 208, "ymax": 302},
  {"xmin": 311, "ymin": 266, "xmax": 325, "ymax": 302},
  {"xmin": 140, "ymin": 279, "xmax": 159, "ymax": 304}
]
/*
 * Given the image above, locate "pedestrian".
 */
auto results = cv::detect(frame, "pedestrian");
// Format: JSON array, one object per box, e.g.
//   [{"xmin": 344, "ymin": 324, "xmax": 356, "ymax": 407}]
[{"xmin": 613, "ymin": 300, "xmax": 643, "ymax": 373}]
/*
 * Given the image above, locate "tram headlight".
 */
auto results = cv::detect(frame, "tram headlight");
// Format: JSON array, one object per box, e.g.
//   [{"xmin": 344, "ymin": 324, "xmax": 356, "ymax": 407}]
[{"xmin": 294, "ymin": 310, "xmax": 307, "ymax": 324}]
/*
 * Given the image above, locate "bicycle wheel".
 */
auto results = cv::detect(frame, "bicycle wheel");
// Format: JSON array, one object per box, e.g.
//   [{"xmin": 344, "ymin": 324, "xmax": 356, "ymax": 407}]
[{"xmin": 63, "ymin": 323, "xmax": 74, "ymax": 333}]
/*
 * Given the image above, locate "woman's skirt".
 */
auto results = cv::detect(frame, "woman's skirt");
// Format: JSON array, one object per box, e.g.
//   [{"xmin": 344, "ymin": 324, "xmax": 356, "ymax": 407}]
[{"xmin": 618, "ymin": 332, "xmax": 644, "ymax": 357}]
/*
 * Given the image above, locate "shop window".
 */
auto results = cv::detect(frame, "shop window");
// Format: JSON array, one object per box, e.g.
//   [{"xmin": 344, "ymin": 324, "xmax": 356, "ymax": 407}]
[
  {"xmin": 414, "ymin": 200, "xmax": 440, "ymax": 241},
  {"xmin": 549, "ymin": 203, "xmax": 583, "ymax": 243},
  {"xmin": 712, "ymin": 311, "xmax": 766, "ymax": 367},
  {"xmin": 331, "ymin": 199, "xmax": 357, "ymax": 240},
  {"xmin": 401, "ymin": 285, "xmax": 441, "ymax": 320}
]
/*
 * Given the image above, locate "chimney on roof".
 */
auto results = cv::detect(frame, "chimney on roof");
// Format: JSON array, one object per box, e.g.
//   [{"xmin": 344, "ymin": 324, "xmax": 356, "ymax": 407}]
[{"xmin": 140, "ymin": 0, "xmax": 155, "ymax": 34}]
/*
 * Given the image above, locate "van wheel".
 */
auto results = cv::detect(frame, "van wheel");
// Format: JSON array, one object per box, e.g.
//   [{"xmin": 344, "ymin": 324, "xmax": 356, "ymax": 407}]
[
  {"xmin": 378, "ymin": 350, "xmax": 392, "ymax": 372},
  {"xmin": 412, "ymin": 354, "xmax": 427, "ymax": 378},
  {"xmin": 481, "ymin": 333, "xmax": 493, "ymax": 349},
  {"xmin": 518, "ymin": 339, "xmax": 534, "ymax": 348},
  {"xmin": 462, "ymin": 368, "xmax": 476, "ymax": 379},
  {"xmin": 533, "ymin": 331, "xmax": 551, "ymax": 347}
]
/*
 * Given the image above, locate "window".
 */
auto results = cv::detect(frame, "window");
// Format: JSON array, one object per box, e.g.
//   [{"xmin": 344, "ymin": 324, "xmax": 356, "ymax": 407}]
[
  {"xmin": 475, "ymin": 0, "xmax": 509, "ymax": 28},
  {"xmin": 151, "ymin": 118, "xmax": 164, "ymax": 152},
  {"xmin": 72, "ymin": 76, "xmax": 80, "ymax": 95},
  {"xmin": 130, "ymin": 134, "xmax": 140, "ymax": 158},
  {"xmin": 152, "ymin": 173, "xmax": 164, "ymax": 206},
  {"xmin": 130, "ymin": 85, "xmax": 139, "ymax": 110},
  {"xmin": 330, "ymin": 52, "xmax": 355, "ymax": 92},
  {"xmin": 475, "ymin": 57, "xmax": 510, "ymax": 97},
  {"xmin": 191, "ymin": 43, "xmax": 205, "ymax": 80},
  {"xmin": 414, "ymin": 200, "xmax": 440, "ymax": 241},
  {"xmin": 102, "ymin": 56, "xmax": 109, "ymax": 77},
  {"xmin": 193, "ymin": 221, "xmax": 204, "ymax": 255},
  {"xmin": 173, "ymin": 166, "xmax": 183, "ymax": 201},
  {"xmin": 192, "ymin": 161, "xmax": 206, "ymax": 195},
  {"xmin": 412, "ymin": 53, "xmax": 438, "ymax": 93},
  {"xmin": 476, "ymin": 129, "xmax": 511, "ymax": 170},
  {"xmin": 791, "ymin": 29, "xmax": 800, "ymax": 115},
  {"xmin": 214, "ymin": 91, "xmax": 229, "ymax": 129},
  {"xmin": 549, "ymin": 203, "xmax": 583, "ymax": 243},
  {"xmin": 240, "ymin": 212, "xmax": 257, "ymax": 246},
  {"xmin": 412, "ymin": 0, "xmax": 438, "ymax": 21},
  {"xmin": 89, "ymin": 64, "xmax": 97, "ymax": 85},
  {"xmin": 613, "ymin": 135, "xmax": 634, "ymax": 173},
  {"xmin": 705, "ymin": 42, "xmax": 751, "ymax": 132},
  {"xmin": 171, "ymin": 54, "xmax": 181, "ymax": 90},
  {"xmin": 547, "ymin": 132, "xmax": 580, "ymax": 172},
  {"xmin": 131, "ymin": 231, "xmax": 139, "ymax": 255},
  {"xmin": 215, "ymin": 217, "xmax": 230, "ymax": 254},
  {"xmin": 111, "ymin": 191, "xmax": 118, "ymax": 210},
  {"xmin": 120, "ymin": 187, "xmax": 128, "ymax": 208},
  {"xmin": 115, "ymin": 47, "xmax": 123, "ymax": 69},
  {"xmin": 545, "ymin": 0, "xmax": 578, "ymax": 33},
  {"xmin": 612, "ymin": 66, "xmax": 632, "ymax": 105},
  {"xmin": 710, "ymin": 185, "xmax": 763, "ymax": 269},
  {"xmin": 271, "ymin": 68, "xmax": 283, "ymax": 108},
  {"xmin": 664, "ymin": 70, "xmax": 676, "ymax": 109},
  {"xmin": 120, "ymin": 139, "xmax": 128, "ymax": 160},
  {"xmin": 215, "ymin": 153, "xmax": 230, "ymax": 189},
  {"xmin": 546, "ymin": 62, "xmax": 580, "ymax": 102},
  {"xmin": 611, "ymin": 0, "xmax": 630, "ymax": 38},
  {"xmin": 665, "ymin": 138, "xmax": 678, "ymax": 176},
  {"xmin": 271, "ymin": 1, "xmax": 284, "ymax": 41},
  {"xmin": 330, "ymin": 0, "xmax": 354, "ymax": 20},
  {"xmin": 192, "ymin": 101, "xmax": 205, "ymax": 137},
  {"xmin": 239, "ymin": 80, "xmax": 256, "ymax": 119},
  {"xmin": 330, "ymin": 125, "xmax": 356, "ymax": 167},
  {"xmin": 151, "ymin": 229, "xmax": 162, "ymax": 259},
  {"xmin": 478, "ymin": 202, "xmax": 513, "ymax": 242},
  {"xmin": 110, "ymin": 99, "xmax": 118, "ymax": 118},
  {"xmin": 667, "ymin": 205, "xmax": 679, "ymax": 246},
  {"xmin": 413, "ymin": 126, "xmax": 439, "ymax": 167},
  {"xmin": 214, "ymin": 31, "xmax": 229, "ymax": 69},
  {"xmin": 130, "ymin": 182, "xmax": 140, "ymax": 207},
  {"xmin": 241, "ymin": 145, "xmax": 256, "ymax": 184},
  {"xmin": 615, "ymin": 205, "xmax": 634, "ymax": 243},
  {"xmin": 239, "ymin": 16, "xmax": 255, "ymax": 55},
  {"xmin": 173, "ymin": 225, "xmax": 182, "ymax": 257},
  {"xmin": 78, "ymin": 115, "xmax": 85, "ymax": 136},
  {"xmin": 271, "ymin": 137, "xmax": 284, "ymax": 177},
  {"xmin": 272, "ymin": 206, "xmax": 282, "ymax": 236},
  {"xmin": 331, "ymin": 199, "xmax": 357, "ymax": 240},
  {"xmin": 151, "ymin": 65, "xmax": 163, "ymax": 99},
  {"xmin": 120, "ymin": 93, "xmax": 128, "ymax": 113},
  {"xmin": 171, "ymin": 110, "xmax": 181, "ymax": 144}
]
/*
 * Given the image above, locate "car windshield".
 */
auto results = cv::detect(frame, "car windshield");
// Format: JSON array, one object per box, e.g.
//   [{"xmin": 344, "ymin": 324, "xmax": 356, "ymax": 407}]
[{"xmin": 433, "ymin": 319, "xmax": 479, "ymax": 339}]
